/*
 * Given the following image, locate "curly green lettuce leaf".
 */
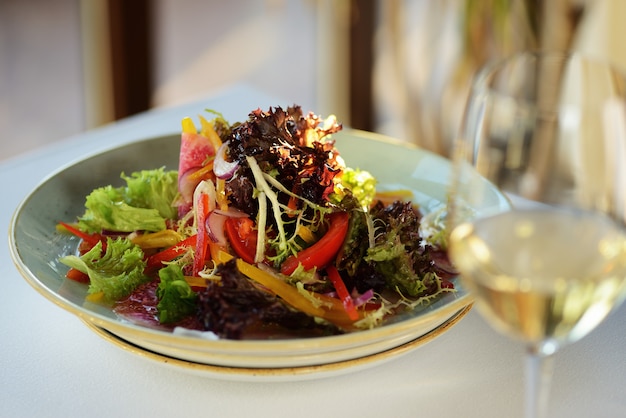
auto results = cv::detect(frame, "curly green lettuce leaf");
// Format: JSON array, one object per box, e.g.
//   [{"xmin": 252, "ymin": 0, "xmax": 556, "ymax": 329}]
[
  {"xmin": 340, "ymin": 168, "xmax": 376, "ymax": 208},
  {"xmin": 364, "ymin": 229, "xmax": 426, "ymax": 296},
  {"xmin": 156, "ymin": 264, "xmax": 198, "ymax": 324},
  {"xmin": 76, "ymin": 185, "xmax": 166, "ymax": 233},
  {"xmin": 60, "ymin": 237, "xmax": 149, "ymax": 302},
  {"xmin": 76, "ymin": 168, "xmax": 178, "ymax": 233},
  {"xmin": 122, "ymin": 167, "xmax": 178, "ymax": 219},
  {"xmin": 359, "ymin": 201, "xmax": 450, "ymax": 298},
  {"xmin": 336, "ymin": 207, "xmax": 369, "ymax": 276}
]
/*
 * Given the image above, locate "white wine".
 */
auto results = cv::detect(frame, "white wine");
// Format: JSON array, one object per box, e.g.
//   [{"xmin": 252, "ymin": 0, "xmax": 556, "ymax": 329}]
[{"xmin": 450, "ymin": 208, "xmax": 626, "ymax": 350}]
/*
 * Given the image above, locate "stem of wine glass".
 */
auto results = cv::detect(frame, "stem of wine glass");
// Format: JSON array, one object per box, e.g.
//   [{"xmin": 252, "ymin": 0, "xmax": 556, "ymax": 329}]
[{"xmin": 525, "ymin": 344, "xmax": 555, "ymax": 418}]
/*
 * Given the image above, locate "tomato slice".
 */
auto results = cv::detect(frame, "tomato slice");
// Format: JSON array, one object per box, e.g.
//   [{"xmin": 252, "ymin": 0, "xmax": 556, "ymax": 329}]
[
  {"xmin": 224, "ymin": 217, "xmax": 257, "ymax": 264},
  {"xmin": 280, "ymin": 212, "xmax": 349, "ymax": 275}
]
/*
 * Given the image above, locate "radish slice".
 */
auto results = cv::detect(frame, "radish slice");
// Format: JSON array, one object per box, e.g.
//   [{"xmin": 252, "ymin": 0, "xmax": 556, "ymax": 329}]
[
  {"xmin": 179, "ymin": 132, "xmax": 215, "ymax": 175},
  {"xmin": 177, "ymin": 132, "xmax": 216, "ymax": 210},
  {"xmin": 213, "ymin": 141, "xmax": 239, "ymax": 179},
  {"xmin": 178, "ymin": 168, "xmax": 199, "ymax": 203}
]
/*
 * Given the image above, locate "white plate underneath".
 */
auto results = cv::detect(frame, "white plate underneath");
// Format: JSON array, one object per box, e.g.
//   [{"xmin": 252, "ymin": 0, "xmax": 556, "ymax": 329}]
[{"xmin": 84, "ymin": 304, "xmax": 472, "ymax": 382}]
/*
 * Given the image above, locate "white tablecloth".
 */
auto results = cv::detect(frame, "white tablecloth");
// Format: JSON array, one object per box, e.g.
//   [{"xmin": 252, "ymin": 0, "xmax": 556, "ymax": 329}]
[{"xmin": 2, "ymin": 85, "xmax": 625, "ymax": 418}]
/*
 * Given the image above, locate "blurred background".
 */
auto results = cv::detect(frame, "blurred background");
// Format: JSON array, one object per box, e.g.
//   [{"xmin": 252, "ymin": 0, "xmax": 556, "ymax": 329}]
[{"xmin": 1, "ymin": 0, "xmax": 625, "ymax": 161}]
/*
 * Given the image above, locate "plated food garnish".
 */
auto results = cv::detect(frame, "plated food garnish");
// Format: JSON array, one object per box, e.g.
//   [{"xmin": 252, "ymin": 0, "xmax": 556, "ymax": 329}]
[{"xmin": 57, "ymin": 106, "xmax": 456, "ymax": 340}]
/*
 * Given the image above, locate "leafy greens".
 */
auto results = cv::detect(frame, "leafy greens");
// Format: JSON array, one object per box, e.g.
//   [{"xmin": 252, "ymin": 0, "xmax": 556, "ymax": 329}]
[
  {"xmin": 60, "ymin": 237, "xmax": 148, "ymax": 301},
  {"xmin": 77, "ymin": 168, "xmax": 177, "ymax": 233}
]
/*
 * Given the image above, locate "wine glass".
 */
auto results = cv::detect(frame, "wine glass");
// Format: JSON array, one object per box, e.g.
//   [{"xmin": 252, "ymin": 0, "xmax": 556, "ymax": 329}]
[{"xmin": 447, "ymin": 50, "xmax": 626, "ymax": 418}]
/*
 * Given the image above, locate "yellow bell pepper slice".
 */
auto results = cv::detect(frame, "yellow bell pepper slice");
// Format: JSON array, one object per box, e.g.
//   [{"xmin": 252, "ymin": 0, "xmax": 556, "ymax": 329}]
[
  {"xmin": 181, "ymin": 117, "xmax": 197, "ymax": 134},
  {"xmin": 130, "ymin": 230, "xmax": 183, "ymax": 250},
  {"xmin": 216, "ymin": 251, "xmax": 361, "ymax": 328},
  {"xmin": 198, "ymin": 114, "xmax": 223, "ymax": 151}
]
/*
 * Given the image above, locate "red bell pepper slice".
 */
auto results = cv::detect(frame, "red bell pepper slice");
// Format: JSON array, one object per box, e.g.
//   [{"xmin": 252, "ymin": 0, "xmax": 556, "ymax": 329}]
[
  {"xmin": 224, "ymin": 217, "xmax": 257, "ymax": 264},
  {"xmin": 280, "ymin": 212, "xmax": 349, "ymax": 275},
  {"xmin": 326, "ymin": 265, "xmax": 358, "ymax": 321},
  {"xmin": 193, "ymin": 193, "xmax": 210, "ymax": 276},
  {"xmin": 65, "ymin": 267, "xmax": 89, "ymax": 283},
  {"xmin": 58, "ymin": 221, "xmax": 104, "ymax": 251},
  {"xmin": 145, "ymin": 234, "xmax": 197, "ymax": 271}
]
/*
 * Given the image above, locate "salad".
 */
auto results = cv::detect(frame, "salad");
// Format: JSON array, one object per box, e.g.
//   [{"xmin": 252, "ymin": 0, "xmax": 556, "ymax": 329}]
[{"xmin": 57, "ymin": 105, "xmax": 456, "ymax": 339}]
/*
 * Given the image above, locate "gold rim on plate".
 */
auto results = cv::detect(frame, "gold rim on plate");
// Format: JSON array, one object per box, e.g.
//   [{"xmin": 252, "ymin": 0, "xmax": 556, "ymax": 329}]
[{"xmin": 84, "ymin": 304, "xmax": 472, "ymax": 381}]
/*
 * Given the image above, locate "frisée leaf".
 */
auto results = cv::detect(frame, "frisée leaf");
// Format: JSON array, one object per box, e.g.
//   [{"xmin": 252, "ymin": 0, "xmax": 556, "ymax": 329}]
[
  {"xmin": 122, "ymin": 168, "xmax": 178, "ymax": 219},
  {"xmin": 363, "ymin": 201, "xmax": 444, "ymax": 297},
  {"xmin": 60, "ymin": 237, "xmax": 149, "ymax": 302},
  {"xmin": 339, "ymin": 168, "xmax": 376, "ymax": 209},
  {"xmin": 76, "ymin": 168, "xmax": 178, "ymax": 233}
]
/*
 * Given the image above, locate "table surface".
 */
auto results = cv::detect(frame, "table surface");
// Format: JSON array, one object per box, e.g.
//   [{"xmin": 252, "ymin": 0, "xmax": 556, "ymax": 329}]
[{"xmin": 2, "ymin": 84, "xmax": 625, "ymax": 418}]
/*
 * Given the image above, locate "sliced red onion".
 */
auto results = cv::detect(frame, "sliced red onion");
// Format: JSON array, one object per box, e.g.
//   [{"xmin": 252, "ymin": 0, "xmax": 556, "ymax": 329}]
[
  {"xmin": 177, "ymin": 201, "xmax": 192, "ymax": 219},
  {"xmin": 213, "ymin": 208, "xmax": 248, "ymax": 218},
  {"xmin": 213, "ymin": 141, "xmax": 239, "ymax": 179},
  {"xmin": 206, "ymin": 208, "xmax": 250, "ymax": 246},
  {"xmin": 206, "ymin": 211, "xmax": 228, "ymax": 246},
  {"xmin": 352, "ymin": 289, "xmax": 375, "ymax": 307}
]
